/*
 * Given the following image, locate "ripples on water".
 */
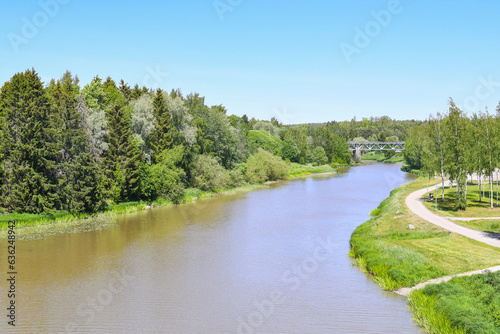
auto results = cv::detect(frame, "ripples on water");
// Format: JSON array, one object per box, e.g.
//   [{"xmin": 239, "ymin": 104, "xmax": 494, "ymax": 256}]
[{"xmin": 4, "ymin": 163, "xmax": 423, "ymax": 333}]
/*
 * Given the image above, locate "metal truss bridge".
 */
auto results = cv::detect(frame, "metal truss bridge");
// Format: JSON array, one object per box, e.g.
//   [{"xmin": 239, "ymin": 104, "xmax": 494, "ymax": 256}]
[{"xmin": 348, "ymin": 142, "xmax": 405, "ymax": 151}]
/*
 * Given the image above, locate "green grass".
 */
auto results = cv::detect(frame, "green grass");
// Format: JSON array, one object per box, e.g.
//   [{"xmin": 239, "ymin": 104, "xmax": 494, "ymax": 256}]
[
  {"xmin": 0, "ymin": 215, "xmax": 118, "ymax": 241},
  {"xmin": 0, "ymin": 201, "xmax": 153, "ymax": 230},
  {"xmin": 361, "ymin": 151, "xmax": 386, "ymax": 161},
  {"xmin": 384, "ymin": 154, "xmax": 406, "ymax": 163},
  {"xmin": 287, "ymin": 163, "xmax": 337, "ymax": 178},
  {"xmin": 409, "ymin": 272, "xmax": 500, "ymax": 333},
  {"xmin": 408, "ymin": 290, "xmax": 466, "ymax": 334},
  {"xmin": 0, "ymin": 210, "xmax": 85, "ymax": 229},
  {"xmin": 453, "ymin": 219, "xmax": 500, "ymax": 234},
  {"xmin": 350, "ymin": 178, "xmax": 500, "ymax": 290},
  {"xmin": 422, "ymin": 183, "xmax": 500, "ymax": 218},
  {"xmin": 351, "ymin": 177, "xmax": 500, "ymax": 333},
  {"xmin": 361, "ymin": 151, "xmax": 405, "ymax": 163}
]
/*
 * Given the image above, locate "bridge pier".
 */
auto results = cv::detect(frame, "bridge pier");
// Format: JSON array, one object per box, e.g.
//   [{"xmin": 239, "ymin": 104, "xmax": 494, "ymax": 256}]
[{"xmin": 353, "ymin": 150, "xmax": 361, "ymax": 162}]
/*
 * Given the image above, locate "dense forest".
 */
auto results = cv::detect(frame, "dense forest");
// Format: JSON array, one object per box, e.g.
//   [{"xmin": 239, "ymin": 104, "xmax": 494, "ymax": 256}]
[
  {"xmin": 405, "ymin": 99, "xmax": 500, "ymax": 210},
  {"xmin": 0, "ymin": 69, "xmax": 421, "ymax": 215}
]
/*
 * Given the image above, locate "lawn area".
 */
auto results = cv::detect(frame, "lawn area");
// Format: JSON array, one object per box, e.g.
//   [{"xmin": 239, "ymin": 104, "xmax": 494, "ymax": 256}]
[
  {"xmin": 453, "ymin": 219, "xmax": 500, "ymax": 234},
  {"xmin": 350, "ymin": 177, "xmax": 500, "ymax": 290},
  {"xmin": 351, "ymin": 177, "xmax": 500, "ymax": 333},
  {"xmin": 422, "ymin": 182, "xmax": 500, "ymax": 218}
]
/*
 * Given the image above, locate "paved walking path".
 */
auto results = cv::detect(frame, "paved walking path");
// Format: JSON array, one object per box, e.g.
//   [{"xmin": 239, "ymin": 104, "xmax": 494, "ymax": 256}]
[
  {"xmin": 395, "ymin": 265, "xmax": 500, "ymax": 296},
  {"xmin": 405, "ymin": 182, "xmax": 500, "ymax": 248},
  {"xmin": 394, "ymin": 183, "xmax": 500, "ymax": 296}
]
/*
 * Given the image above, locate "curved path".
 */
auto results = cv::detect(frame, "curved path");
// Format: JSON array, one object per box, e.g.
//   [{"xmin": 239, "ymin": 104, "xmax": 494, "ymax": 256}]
[
  {"xmin": 394, "ymin": 184, "xmax": 500, "ymax": 295},
  {"xmin": 405, "ymin": 183, "xmax": 500, "ymax": 248},
  {"xmin": 395, "ymin": 265, "xmax": 500, "ymax": 296}
]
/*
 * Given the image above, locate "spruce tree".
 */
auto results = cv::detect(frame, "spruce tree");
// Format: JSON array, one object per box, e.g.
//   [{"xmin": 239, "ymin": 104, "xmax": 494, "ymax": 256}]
[
  {"xmin": 131, "ymin": 84, "xmax": 143, "ymax": 100},
  {"xmin": 150, "ymin": 88, "xmax": 173, "ymax": 161},
  {"xmin": 119, "ymin": 79, "xmax": 132, "ymax": 102},
  {"xmin": 103, "ymin": 76, "xmax": 125, "ymax": 106},
  {"xmin": 105, "ymin": 103, "xmax": 142, "ymax": 201},
  {"xmin": 50, "ymin": 71, "xmax": 104, "ymax": 213},
  {"xmin": 0, "ymin": 69, "xmax": 59, "ymax": 213}
]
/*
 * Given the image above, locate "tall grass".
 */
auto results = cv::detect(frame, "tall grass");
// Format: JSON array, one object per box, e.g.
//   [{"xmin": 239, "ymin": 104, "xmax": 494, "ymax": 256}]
[
  {"xmin": 410, "ymin": 272, "xmax": 500, "ymax": 333},
  {"xmin": 408, "ymin": 291, "xmax": 466, "ymax": 334},
  {"xmin": 350, "ymin": 189, "xmax": 445, "ymax": 290},
  {"xmin": 351, "ymin": 232, "xmax": 444, "ymax": 290},
  {"xmin": 351, "ymin": 177, "xmax": 500, "ymax": 333}
]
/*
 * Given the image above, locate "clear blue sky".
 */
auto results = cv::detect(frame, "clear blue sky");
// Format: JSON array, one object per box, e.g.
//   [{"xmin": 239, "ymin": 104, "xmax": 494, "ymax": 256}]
[{"xmin": 1, "ymin": 0, "xmax": 500, "ymax": 124}]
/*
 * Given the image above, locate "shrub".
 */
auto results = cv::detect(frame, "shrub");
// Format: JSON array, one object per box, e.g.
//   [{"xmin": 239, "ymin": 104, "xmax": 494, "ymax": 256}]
[
  {"xmin": 193, "ymin": 154, "xmax": 230, "ymax": 191},
  {"xmin": 149, "ymin": 146, "xmax": 186, "ymax": 202},
  {"xmin": 245, "ymin": 148, "xmax": 289, "ymax": 184},
  {"xmin": 228, "ymin": 168, "xmax": 246, "ymax": 187}
]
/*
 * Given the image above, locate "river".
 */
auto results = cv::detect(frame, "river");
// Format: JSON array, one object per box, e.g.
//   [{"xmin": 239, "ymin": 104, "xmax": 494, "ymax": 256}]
[{"xmin": 3, "ymin": 163, "xmax": 423, "ymax": 333}]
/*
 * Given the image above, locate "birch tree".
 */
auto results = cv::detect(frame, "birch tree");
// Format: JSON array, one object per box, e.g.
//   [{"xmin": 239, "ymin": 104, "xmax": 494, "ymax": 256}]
[
  {"xmin": 426, "ymin": 113, "xmax": 446, "ymax": 199},
  {"xmin": 443, "ymin": 99, "xmax": 470, "ymax": 210}
]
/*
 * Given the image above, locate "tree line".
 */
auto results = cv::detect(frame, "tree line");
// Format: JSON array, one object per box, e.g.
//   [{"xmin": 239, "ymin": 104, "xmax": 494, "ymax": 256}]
[
  {"xmin": 405, "ymin": 99, "xmax": 500, "ymax": 210},
  {"xmin": 0, "ymin": 69, "xmax": 357, "ymax": 214}
]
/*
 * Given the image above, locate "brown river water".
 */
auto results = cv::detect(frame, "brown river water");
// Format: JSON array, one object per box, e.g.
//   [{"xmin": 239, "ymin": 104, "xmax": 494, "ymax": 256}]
[{"xmin": 2, "ymin": 163, "xmax": 424, "ymax": 333}]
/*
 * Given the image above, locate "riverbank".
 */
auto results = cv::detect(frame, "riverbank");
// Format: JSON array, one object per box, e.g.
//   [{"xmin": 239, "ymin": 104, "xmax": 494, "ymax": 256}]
[
  {"xmin": 0, "ymin": 183, "xmax": 268, "ymax": 240},
  {"xmin": 361, "ymin": 151, "xmax": 405, "ymax": 163},
  {"xmin": 0, "ymin": 163, "xmax": 338, "ymax": 240},
  {"xmin": 350, "ymin": 177, "xmax": 500, "ymax": 333}
]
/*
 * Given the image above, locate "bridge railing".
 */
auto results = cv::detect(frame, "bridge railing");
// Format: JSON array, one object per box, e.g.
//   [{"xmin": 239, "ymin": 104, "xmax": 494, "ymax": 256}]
[{"xmin": 347, "ymin": 142, "xmax": 405, "ymax": 151}]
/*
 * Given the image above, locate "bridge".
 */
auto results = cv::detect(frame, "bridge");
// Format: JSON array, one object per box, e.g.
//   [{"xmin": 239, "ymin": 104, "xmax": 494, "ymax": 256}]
[{"xmin": 348, "ymin": 142, "xmax": 405, "ymax": 151}]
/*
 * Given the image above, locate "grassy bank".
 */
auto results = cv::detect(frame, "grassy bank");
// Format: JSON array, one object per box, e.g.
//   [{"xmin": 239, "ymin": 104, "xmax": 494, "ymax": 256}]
[
  {"xmin": 0, "ymin": 164, "xmax": 337, "ymax": 238},
  {"xmin": 408, "ymin": 271, "xmax": 500, "ymax": 333},
  {"xmin": 350, "ymin": 177, "xmax": 500, "ymax": 333},
  {"xmin": 0, "ymin": 183, "xmax": 268, "ymax": 239},
  {"xmin": 361, "ymin": 151, "xmax": 405, "ymax": 163},
  {"xmin": 349, "ymin": 178, "xmax": 500, "ymax": 290},
  {"xmin": 288, "ymin": 162, "xmax": 338, "ymax": 177}
]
